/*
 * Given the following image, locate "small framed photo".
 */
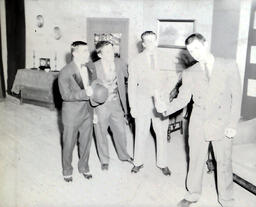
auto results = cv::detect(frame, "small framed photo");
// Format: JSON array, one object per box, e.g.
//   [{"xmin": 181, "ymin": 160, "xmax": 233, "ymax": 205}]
[
  {"xmin": 157, "ymin": 19, "xmax": 195, "ymax": 48},
  {"xmin": 39, "ymin": 58, "xmax": 50, "ymax": 70}
]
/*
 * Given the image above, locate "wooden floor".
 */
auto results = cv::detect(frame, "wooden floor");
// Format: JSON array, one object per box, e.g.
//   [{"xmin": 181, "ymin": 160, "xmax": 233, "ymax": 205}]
[{"xmin": 0, "ymin": 96, "xmax": 255, "ymax": 207}]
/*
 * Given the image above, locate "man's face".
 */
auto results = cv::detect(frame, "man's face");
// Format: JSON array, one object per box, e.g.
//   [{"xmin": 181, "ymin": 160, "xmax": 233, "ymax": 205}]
[
  {"xmin": 186, "ymin": 39, "xmax": 208, "ymax": 62},
  {"xmin": 74, "ymin": 45, "xmax": 90, "ymax": 63},
  {"xmin": 100, "ymin": 44, "xmax": 115, "ymax": 62},
  {"xmin": 142, "ymin": 34, "xmax": 157, "ymax": 52}
]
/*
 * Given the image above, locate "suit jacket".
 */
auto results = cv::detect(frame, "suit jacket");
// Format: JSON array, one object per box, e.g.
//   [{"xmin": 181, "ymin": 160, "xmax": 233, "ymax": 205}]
[
  {"xmin": 58, "ymin": 61, "xmax": 96, "ymax": 126},
  {"xmin": 165, "ymin": 57, "xmax": 242, "ymax": 141},
  {"xmin": 128, "ymin": 51, "xmax": 170, "ymax": 116},
  {"xmin": 93, "ymin": 58, "xmax": 128, "ymax": 114}
]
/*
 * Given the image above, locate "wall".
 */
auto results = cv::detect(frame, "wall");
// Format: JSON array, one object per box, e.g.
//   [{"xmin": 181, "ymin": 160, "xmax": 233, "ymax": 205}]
[
  {"xmin": 210, "ymin": 0, "xmax": 251, "ymax": 87},
  {"xmin": 237, "ymin": 0, "xmax": 251, "ymax": 87},
  {"xmin": 25, "ymin": 0, "xmax": 214, "ymax": 70},
  {"xmin": 211, "ymin": 0, "xmax": 241, "ymax": 59}
]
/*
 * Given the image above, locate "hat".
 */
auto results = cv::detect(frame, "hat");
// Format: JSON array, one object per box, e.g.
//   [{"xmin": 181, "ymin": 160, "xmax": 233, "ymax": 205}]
[{"xmin": 90, "ymin": 80, "xmax": 108, "ymax": 105}]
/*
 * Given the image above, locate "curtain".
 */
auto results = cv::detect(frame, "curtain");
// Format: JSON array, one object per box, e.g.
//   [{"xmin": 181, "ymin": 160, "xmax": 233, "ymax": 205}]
[
  {"xmin": 5, "ymin": 0, "xmax": 25, "ymax": 94},
  {"xmin": 0, "ymin": 21, "xmax": 6, "ymax": 99}
]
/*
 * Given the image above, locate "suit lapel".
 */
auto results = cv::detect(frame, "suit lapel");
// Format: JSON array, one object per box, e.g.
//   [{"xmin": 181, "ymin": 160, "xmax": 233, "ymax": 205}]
[
  {"xmin": 70, "ymin": 61, "xmax": 85, "ymax": 89},
  {"xmin": 114, "ymin": 59, "xmax": 123, "ymax": 89},
  {"xmin": 141, "ymin": 52, "xmax": 150, "ymax": 71},
  {"xmin": 96, "ymin": 60, "xmax": 106, "ymax": 82},
  {"xmin": 205, "ymin": 58, "xmax": 222, "ymax": 107}
]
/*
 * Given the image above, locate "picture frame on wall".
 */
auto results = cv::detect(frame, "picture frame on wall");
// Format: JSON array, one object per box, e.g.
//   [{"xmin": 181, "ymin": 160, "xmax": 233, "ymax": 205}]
[
  {"xmin": 87, "ymin": 18, "xmax": 129, "ymax": 62},
  {"xmin": 94, "ymin": 33, "xmax": 122, "ymax": 57},
  {"xmin": 157, "ymin": 19, "xmax": 195, "ymax": 48}
]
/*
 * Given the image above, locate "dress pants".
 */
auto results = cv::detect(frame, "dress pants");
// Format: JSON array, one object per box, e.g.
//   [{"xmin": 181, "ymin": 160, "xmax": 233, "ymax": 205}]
[
  {"xmin": 133, "ymin": 113, "xmax": 169, "ymax": 168},
  {"xmin": 94, "ymin": 99, "xmax": 130, "ymax": 164},
  {"xmin": 185, "ymin": 124, "xmax": 234, "ymax": 207},
  {"xmin": 62, "ymin": 115, "xmax": 93, "ymax": 176}
]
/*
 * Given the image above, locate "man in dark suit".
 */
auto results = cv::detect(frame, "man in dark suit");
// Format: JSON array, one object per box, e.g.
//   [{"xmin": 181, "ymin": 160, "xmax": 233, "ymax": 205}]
[
  {"xmin": 93, "ymin": 41, "xmax": 133, "ymax": 170},
  {"xmin": 155, "ymin": 33, "xmax": 242, "ymax": 207},
  {"xmin": 58, "ymin": 41, "xmax": 96, "ymax": 182}
]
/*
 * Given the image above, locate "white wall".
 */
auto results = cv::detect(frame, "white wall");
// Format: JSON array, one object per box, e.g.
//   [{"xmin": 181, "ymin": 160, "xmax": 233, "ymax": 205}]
[
  {"xmin": 236, "ymin": 0, "xmax": 251, "ymax": 87},
  {"xmin": 25, "ymin": 0, "xmax": 214, "ymax": 70}
]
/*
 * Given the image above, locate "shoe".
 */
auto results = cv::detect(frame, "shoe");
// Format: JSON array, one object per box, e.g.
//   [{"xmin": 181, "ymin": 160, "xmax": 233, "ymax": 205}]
[
  {"xmin": 63, "ymin": 175, "xmax": 73, "ymax": 182},
  {"xmin": 160, "ymin": 167, "xmax": 171, "ymax": 176},
  {"xmin": 206, "ymin": 159, "xmax": 215, "ymax": 174},
  {"xmin": 177, "ymin": 199, "xmax": 196, "ymax": 207},
  {"xmin": 101, "ymin": 163, "xmax": 109, "ymax": 170},
  {"xmin": 83, "ymin": 173, "xmax": 92, "ymax": 179},
  {"xmin": 131, "ymin": 164, "xmax": 143, "ymax": 173}
]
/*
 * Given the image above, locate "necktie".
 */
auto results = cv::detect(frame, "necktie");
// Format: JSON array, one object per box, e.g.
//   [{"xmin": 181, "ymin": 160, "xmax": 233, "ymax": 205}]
[
  {"xmin": 80, "ymin": 65, "xmax": 89, "ymax": 87},
  {"xmin": 150, "ymin": 54, "xmax": 155, "ymax": 70},
  {"xmin": 204, "ymin": 63, "xmax": 210, "ymax": 81}
]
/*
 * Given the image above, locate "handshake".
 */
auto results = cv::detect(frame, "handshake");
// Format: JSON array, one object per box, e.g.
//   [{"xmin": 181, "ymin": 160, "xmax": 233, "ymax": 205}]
[{"xmin": 153, "ymin": 90, "xmax": 168, "ymax": 115}]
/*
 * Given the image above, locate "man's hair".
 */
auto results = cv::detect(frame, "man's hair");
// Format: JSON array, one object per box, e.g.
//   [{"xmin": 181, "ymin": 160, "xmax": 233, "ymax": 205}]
[
  {"xmin": 141, "ymin": 31, "xmax": 157, "ymax": 41},
  {"xmin": 95, "ymin": 41, "xmax": 113, "ymax": 54},
  {"xmin": 71, "ymin": 41, "xmax": 87, "ymax": 55},
  {"xmin": 185, "ymin": 33, "xmax": 206, "ymax": 46}
]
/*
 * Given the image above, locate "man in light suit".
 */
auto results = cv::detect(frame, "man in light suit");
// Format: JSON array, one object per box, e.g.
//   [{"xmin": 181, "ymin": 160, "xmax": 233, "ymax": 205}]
[
  {"xmin": 58, "ymin": 41, "xmax": 96, "ymax": 182},
  {"xmin": 93, "ymin": 41, "xmax": 133, "ymax": 170},
  {"xmin": 128, "ymin": 31, "xmax": 171, "ymax": 176},
  {"xmin": 155, "ymin": 33, "xmax": 242, "ymax": 207}
]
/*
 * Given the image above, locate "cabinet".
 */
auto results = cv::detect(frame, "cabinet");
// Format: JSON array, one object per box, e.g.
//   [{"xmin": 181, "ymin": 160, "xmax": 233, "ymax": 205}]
[{"xmin": 12, "ymin": 69, "xmax": 59, "ymax": 110}]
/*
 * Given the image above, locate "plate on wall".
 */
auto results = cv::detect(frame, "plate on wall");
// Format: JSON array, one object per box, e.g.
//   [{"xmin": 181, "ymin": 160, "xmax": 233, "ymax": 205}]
[
  {"xmin": 36, "ymin": 15, "xmax": 44, "ymax": 28},
  {"xmin": 54, "ymin": 26, "xmax": 62, "ymax": 40}
]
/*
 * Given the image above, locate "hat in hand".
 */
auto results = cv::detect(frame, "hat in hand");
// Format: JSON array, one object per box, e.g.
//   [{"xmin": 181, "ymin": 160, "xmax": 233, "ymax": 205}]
[{"xmin": 90, "ymin": 80, "xmax": 108, "ymax": 105}]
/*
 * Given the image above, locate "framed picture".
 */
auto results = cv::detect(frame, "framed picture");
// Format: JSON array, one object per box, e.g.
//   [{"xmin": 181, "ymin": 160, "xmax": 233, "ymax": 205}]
[
  {"xmin": 94, "ymin": 33, "xmax": 122, "ymax": 57},
  {"xmin": 39, "ymin": 58, "xmax": 50, "ymax": 70},
  {"xmin": 87, "ymin": 18, "xmax": 129, "ymax": 62},
  {"xmin": 157, "ymin": 19, "xmax": 195, "ymax": 48}
]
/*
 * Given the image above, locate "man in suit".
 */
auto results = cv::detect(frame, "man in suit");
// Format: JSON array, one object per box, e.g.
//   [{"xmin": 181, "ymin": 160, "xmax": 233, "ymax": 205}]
[
  {"xmin": 128, "ymin": 31, "xmax": 171, "ymax": 176},
  {"xmin": 58, "ymin": 41, "xmax": 96, "ymax": 182},
  {"xmin": 93, "ymin": 41, "xmax": 133, "ymax": 170},
  {"xmin": 155, "ymin": 33, "xmax": 242, "ymax": 207}
]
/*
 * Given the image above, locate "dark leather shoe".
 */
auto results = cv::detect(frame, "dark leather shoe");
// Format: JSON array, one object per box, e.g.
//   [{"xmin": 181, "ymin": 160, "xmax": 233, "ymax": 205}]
[
  {"xmin": 83, "ymin": 173, "xmax": 92, "ymax": 179},
  {"xmin": 206, "ymin": 159, "xmax": 215, "ymax": 174},
  {"xmin": 101, "ymin": 163, "xmax": 109, "ymax": 170},
  {"xmin": 177, "ymin": 199, "xmax": 196, "ymax": 207},
  {"xmin": 131, "ymin": 165, "xmax": 143, "ymax": 173},
  {"xmin": 160, "ymin": 167, "xmax": 171, "ymax": 176},
  {"xmin": 64, "ymin": 176, "xmax": 73, "ymax": 182}
]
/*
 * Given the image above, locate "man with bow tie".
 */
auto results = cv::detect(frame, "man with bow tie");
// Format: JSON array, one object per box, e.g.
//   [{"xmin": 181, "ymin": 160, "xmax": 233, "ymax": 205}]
[
  {"xmin": 58, "ymin": 41, "xmax": 96, "ymax": 182},
  {"xmin": 155, "ymin": 33, "xmax": 242, "ymax": 207},
  {"xmin": 128, "ymin": 31, "xmax": 171, "ymax": 176}
]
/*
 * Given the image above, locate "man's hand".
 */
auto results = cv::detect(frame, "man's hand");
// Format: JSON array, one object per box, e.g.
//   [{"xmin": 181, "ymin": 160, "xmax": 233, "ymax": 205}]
[
  {"xmin": 124, "ymin": 114, "xmax": 131, "ymax": 125},
  {"xmin": 93, "ymin": 113, "xmax": 98, "ymax": 124},
  {"xmin": 154, "ymin": 90, "xmax": 167, "ymax": 114},
  {"xmin": 224, "ymin": 128, "xmax": 237, "ymax": 139},
  {"xmin": 130, "ymin": 108, "xmax": 137, "ymax": 118},
  {"xmin": 155, "ymin": 100, "xmax": 167, "ymax": 114},
  {"xmin": 85, "ymin": 86, "xmax": 93, "ymax": 97}
]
